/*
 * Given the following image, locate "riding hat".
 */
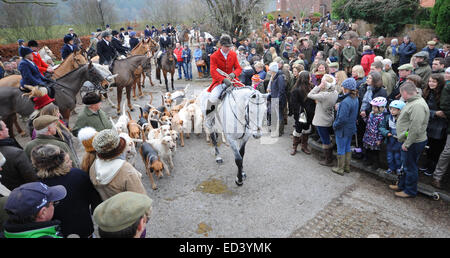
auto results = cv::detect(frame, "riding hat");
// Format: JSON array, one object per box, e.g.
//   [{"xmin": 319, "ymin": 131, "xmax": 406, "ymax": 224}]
[
  {"xmin": 112, "ymin": 30, "xmax": 119, "ymax": 36},
  {"xmin": 19, "ymin": 47, "xmax": 33, "ymax": 57},
  {"xmin": 97, "ymin": 28, "xmax": 102, "ymax": 32},
  {"xmin": 219, "ymin": 34, "xmax": 233, "ymax": 47},
  {"xmin": 120, "ymin": 27, "xmax": 125, "ymax": 31},
  {"xmin": 64, "ymin": 35, "xmax": 73, "ymax": 44},
  {"xmin": 27, "ymin": 40, "xmax": 38, "ymax": 48},
  {"xmin": 93, "ymin": 129, "xmax": 126, "ymax": 160}
]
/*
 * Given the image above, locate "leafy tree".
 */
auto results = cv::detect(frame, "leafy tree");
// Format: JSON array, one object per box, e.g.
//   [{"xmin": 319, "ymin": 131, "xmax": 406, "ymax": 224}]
[
  {"xmin": 430, "ymin": 0, "xmax": 450, "ymax": 42},
  {"xmin": 332, "ymin": 0, "xmax": 420, "ymax": 36}
]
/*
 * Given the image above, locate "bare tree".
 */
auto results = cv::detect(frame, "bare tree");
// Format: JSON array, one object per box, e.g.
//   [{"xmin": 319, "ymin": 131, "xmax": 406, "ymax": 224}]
[
  {"xmin": 67, "ymin": 0, "xmax": 117, "ymax": 35},
  {"xmin": 204, "ymin": 0, "xmax": 266, "ymax": 40},
  {"xmin": 0, "ymin": 0, "xmax": 66, "ymax": 6},
  {"xmin": 139, "ymin": 0, "xmax": 182, "ymax": 26}
]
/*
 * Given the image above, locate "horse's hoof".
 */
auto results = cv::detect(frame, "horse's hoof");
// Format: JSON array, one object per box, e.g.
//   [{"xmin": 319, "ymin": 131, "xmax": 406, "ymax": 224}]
[
  {"xmin": 216, "ymin": 157, "xmax": 223, "ymax": 164},
  {"xmin": 130, "ymin": 108, "xmax": 134, "ymax": 112},
  {"xmin": 235, "ymin": 177, "xmax": 243, "ymax": 186},
  {"xmin": 242, "ymin": 172, "xmax": 247, "ymax": 181}
]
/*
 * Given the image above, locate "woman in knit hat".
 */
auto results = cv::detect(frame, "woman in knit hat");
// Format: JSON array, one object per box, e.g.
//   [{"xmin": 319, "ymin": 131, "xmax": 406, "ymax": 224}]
[
  {"xmin": 89, "ymin": 129, "xmax": 146, "ymax": 201},
  {"xmin": 31, "ymin": 144, "xmax": 101, "ymax": 238},
  {"xmin": 78, "ymin": 127, "xmax": 98, "ymax": 173}
]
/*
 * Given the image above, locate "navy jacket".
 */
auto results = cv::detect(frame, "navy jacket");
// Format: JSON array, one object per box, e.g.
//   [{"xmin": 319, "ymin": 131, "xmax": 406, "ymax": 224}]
[
  {"xmin": 422, "ymin": 47, "xmax": 439, "ymax": 66},
  {"xmin": 41, "ymin": 168, "xmax": 102, "ymax": 238},
  {"xmin": 129, "ymin": 38, "xmax": 140, "ymax": 50},
  {"xmin": 269, "ymin": 71, "xmax": 287, "ymax": 105},
  {"xmin": 182, "ymin": 48, "xmax": 192, "ymax": 63},
  {"xmin": 159, "ymin": 36, "xmax": 171, "ymax": 50},
  {"xmin": 144, "ymin": 29, "xmax": 151, "ymax": 38},
  {"xmin": 112, "ymin": 37, "xmax": 129, "ymax": 56},
  {"xmin": 398, "ymin": 41, "xmax": 417, "ymax": 65},
  {"xmin": 61, "ymin": 44, "xmax": 77, "ymax": 60},
  {"xmin": 18, "ymin": 59, "xmax": 47, "ymax": 87},
  {"xmin": 333, "ymin": 94, "xmax": 359, "ymax": 138},
  {"xmin": 96, "ymin": 39, "xmax": 117, "ymax": 65}
]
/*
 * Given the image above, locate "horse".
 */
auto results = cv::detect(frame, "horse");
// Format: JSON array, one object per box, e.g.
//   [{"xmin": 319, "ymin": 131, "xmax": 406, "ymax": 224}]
[
  {"xmin": 178, "ymin": 28, "xmax": 190, "ymax": 46},
  {"xmin": 111, "ymin": 55, "xmax": 153, "ymax": 115},
  {"xmin": 199, "ymin": 86, "xmax": 268, "ymax": 186},
  {"xmin": 38, "ymin": 46, "xmax": 56, "ymax": 66},
  {"xmin": 0, "ymin": 50, "xmax": 88, "ymax": 88},
  {"xmin": 156, "ymin": 46, "xmax": 176, "ymax": 92},
  {"xmin": 130, "ymin": 38, "xmax": 157, "ymax": 99},
  {"xmin": 0, "ymin": 62, "xmax": 109, "ymax": 138}
]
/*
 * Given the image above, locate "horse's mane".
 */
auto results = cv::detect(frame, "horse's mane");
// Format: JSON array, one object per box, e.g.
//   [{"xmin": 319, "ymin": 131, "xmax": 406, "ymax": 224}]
[
  {"xmin": 58, "ymin": 52, "xmax": 74, "ymax": 67},
  {"xmin": 131, "ymin": 40, "xmax": 142, "ymax": 52},
  {"xmin": 55, "ymin": 63, "xmax": 87, "ymax": 80},
  {"xmin": 115, "ymin": 54, "xmax": 146, "ymax": 63}
]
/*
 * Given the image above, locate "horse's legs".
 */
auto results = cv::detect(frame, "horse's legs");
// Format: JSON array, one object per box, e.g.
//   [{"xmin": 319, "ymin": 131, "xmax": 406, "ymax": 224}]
[
  {"xmin": 171, "ymin": 71, "xmax": 175, "ymax": 91},
  {"xmin": 117, "ymin": 86, "xmax": 123, "ymax": 115},
  {"xmin": 228, "ymin": 139, "xmax": 245, "ymax": 186},
  {"xmin": 126, "ymin": 84, "xmax": 134, "ymax": 112},
  {"xmin": 103, "ymin": 92, "xmax": 116, "ymax": 108},
  {"xmin": 138, "ymin": 73, "xmax": 144, "ymax": 97},
  {"xmin": 210, "ymin": 132, "xmax": 223, "ymax": 164},
  {"xmin": 132, "ymin": 77, "xmax": 138, "ymax": 100},
  {"xmin": 164, "ymin": 72, "xmax": 169, "ymax": 92}
]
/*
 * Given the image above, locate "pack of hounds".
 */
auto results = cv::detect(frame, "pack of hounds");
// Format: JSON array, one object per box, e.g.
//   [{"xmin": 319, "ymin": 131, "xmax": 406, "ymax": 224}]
[{"xmin": 108, "ymin": 85, "xmax": 225, "ymax": 190}]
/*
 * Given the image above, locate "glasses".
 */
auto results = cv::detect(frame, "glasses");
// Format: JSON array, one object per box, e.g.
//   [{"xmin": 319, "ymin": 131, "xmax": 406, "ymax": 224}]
[{"xmin": 52, "ymin": 201, "xmax": 60, "ymax": 207}]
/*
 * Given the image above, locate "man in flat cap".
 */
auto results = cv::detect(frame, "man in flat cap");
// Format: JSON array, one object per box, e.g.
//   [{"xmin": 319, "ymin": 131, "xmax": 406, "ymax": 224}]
[
  {"xmin": 413, "ymin": 51, "xmax": 432, "ymax": 84},
  {"xmin": 422, "ymin": 40, "xmax": 439, "ymax": 66},
  {"xmin": 72, "ymin": 92, "xmax": 112, "ymax": 137},
  {"xmin": 24, "ymin": 115, "xmax": 77, "ymax": 168},
  {"xmin": 94, "ymin": 191, "xmax": 152, "ymax": 238},
  {"xmin": 96, "ymin": 31, "xmax": 117, "ymax": 65},
  {"xmin": 388, "ymin": 63, "xmax": 413, "ymax": 103}
]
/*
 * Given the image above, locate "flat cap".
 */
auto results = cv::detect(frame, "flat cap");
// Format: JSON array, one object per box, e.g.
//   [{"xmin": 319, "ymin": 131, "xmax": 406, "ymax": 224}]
[
  {"xmin": 398, "ymin": 63, "xmax": 414, "ymax": 71},
  {"xmin": 413, "ymin": 51, "xmax": 429, "ymax": 58},
  {"xmin": 33, "ymin": 115, "xmax": 59, "ymax": 131},
  {"xmin": 93, "ymin": 192, "xmax": 153, "ymax": 232},
  {"xmin": 427, "ymin": 41, "xmax": 436, "ymax": 45}
]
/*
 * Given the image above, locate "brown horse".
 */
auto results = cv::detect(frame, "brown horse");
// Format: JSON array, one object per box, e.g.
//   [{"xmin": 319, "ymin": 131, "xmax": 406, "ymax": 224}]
[
  {"xmin": 0, "ymin": 50, "xmax": 88, "ymax": 137},
  {"xmin": 0, "ymin": 50, "xmax": 88, "ymax": 88},
  {"xmin": 112, "ymin": 55, "xmax": 153, "ymax": 115},
  {"xmin": 130, "ymin": 38, "xmax": 158, "ymax": 100},
  {"xmin": 156, "ymin": 47, "xmax": 176, "ymax": 92}
]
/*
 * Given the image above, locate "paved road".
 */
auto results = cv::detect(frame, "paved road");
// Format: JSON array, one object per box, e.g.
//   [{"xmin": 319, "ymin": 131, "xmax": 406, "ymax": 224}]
[{"xmin": 15, "ymin": 69, "xmax": 450, "ymax": 238}]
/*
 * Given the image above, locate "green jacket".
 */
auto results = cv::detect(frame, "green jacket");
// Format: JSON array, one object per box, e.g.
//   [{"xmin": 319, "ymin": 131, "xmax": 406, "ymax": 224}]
[
  {"xmin": 3, "ymin": 221, "xmax": 62, "ymax": 238},
  {"xmin": 24, "ymin": 134, "xmax": 77, "ymax": 168},
  {"xmin": 413, "ymin": 63, "xmax": 432, "ymax": 87},
  {"xmin": 72, "ymin": 106, "xmax": 113, "ymax": 137},
  {"xmin": 374, "ymin": 42, "xmax": 387, "ymax": 57},
  {"xmin": 440, "ymin": 81, "xmax": 450, "ymax": 134},
  {"xmin": 397, "ymin": 94, "xmax": 430, "ymax": 148},
  {"xmin": 328, "ymin": 48, "xmax": 340, "ymax": 63},
  {"xmin": 341, "ymin": 46, "xmax": 356, "ymax": 67},
  {"xmin": 382, "ymin": 71, "xmax": 397, "ymax": 96},
  {"xmin": 385, "ymin": 45, "xmax": 399, "ymax": 64}
]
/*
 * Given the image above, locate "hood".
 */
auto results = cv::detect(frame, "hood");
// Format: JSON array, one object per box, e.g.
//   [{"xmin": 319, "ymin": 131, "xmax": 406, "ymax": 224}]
[{"xmin": 93, "ymin": 158, "xmax": 125, "ymax": 185}]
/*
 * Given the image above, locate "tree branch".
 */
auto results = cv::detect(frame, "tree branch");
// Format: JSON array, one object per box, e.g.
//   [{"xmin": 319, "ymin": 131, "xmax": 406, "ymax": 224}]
[{"xmin": 0, "ymin": 0, "xmax": 67, "ymax": 7}]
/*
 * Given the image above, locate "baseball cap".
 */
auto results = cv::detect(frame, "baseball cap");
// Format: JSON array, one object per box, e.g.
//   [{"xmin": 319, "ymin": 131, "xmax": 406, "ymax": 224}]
[{"xmin": 5, "ymin": 182, "xmax": 66, "ymax": 218}]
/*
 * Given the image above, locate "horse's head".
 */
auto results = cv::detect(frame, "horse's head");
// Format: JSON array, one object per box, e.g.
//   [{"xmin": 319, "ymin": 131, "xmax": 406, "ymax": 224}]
[
  {"xmin": 167, "ymin": 47, "xmax": 174, "ymax": 62},
  {"xmin": 87, "ymin": 62, "xmax": 110, "ymax": 89},
  {"xmin": 73, "ymin": 50, "xmax": 88, "ymax": 68},
  {"xmin": 247, "ymin": 90, "xmax": 268, "ymax": 139},
  {"xmin": 44, "ymin": 46, "xmax": 56, "ymax": 59}
]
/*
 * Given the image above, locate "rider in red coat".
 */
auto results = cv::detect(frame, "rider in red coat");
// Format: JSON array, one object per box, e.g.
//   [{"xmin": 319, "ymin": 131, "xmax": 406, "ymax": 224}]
[{"xmin": 27, "ymin": 40, "xmax": 53, "ymax": 76}]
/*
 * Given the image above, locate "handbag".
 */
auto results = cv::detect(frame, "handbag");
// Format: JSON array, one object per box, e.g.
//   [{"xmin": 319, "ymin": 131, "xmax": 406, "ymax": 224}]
[
  {"xmin": 298, "ymin": 107, "xmax": 307, "ymax": 124},
  {"xmin": 196, "ymin": 60, "xmax": 206, "ymax": 66}
]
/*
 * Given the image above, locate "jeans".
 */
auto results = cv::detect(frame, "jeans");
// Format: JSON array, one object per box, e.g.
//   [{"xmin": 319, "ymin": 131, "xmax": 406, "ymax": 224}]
[
  {"xmin": 386, "ymin": 136, "xmax": 402, "ymax": 171},
  {"xmin": 177, "ymin": 61, "xmax": 184, "ymax": 79},
  {"xmin": 399, "ymin": 140, "xmax": 427, "ymax": 196},
  {"xmin": 183, "ymin": 61, "xmax": 192, "ymax": 80},
  {"xmin": 316, "ymin": 126, "xmax": 332, "ymax": 145},
  {"xmin": 336, "ymin": 135, "xmax": 352, "ymax": 155}
]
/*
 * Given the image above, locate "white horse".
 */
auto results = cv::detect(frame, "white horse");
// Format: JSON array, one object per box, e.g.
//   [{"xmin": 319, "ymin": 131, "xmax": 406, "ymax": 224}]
[
  {"xmin": 38, "ymin": 46, "xmax": 56, "ymax": 66},
  {"xmin": 199, "ymin": 86, "xmax": 268, "ymax": 186}
]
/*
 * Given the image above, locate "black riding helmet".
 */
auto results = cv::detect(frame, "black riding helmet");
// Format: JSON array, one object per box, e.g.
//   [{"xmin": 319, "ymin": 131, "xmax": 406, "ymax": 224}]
[{"xmin": 27, "ymin": 40, "xmax": 39, "ymax": 48}]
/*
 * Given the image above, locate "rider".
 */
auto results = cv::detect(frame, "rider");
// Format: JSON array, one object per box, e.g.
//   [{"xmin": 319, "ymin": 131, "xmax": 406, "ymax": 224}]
[
  {"xmin": 18, "ymin": 46, "xmax": 55, "ymax": 109},
  {"xmin": 61, "ymin": 35, "xmax": 78, "ymax": 60},
  {"xmin": 156, "ymin": 30, "xmax": 173, "ymax": 67},
  {"xmin": 111, "ymin": 30, "xmax": 130, "ymax": 56},
  {"xmin": 151, "ymin": 25, "xmax": 159, "ymax": 39},
  {"xmin": 205, "ymin": 34, "xmax": 242, "ymax": 123},
  {"xmin": 27, "ymin": 40, "xmax": 54, "ymax": 77},
  {"xmin": 96, "ymin": 31, "xmax": 117, "ymax": 65}
]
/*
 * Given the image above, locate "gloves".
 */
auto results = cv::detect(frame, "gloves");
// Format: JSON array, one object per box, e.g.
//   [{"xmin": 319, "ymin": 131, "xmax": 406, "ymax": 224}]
[
  {"xmin": 228, "ymin": 73, "xmax": 236, "ymax": 79},
  {"xmin": 223, "ymin": 78, "xmax": 232, "ymax": 86}
]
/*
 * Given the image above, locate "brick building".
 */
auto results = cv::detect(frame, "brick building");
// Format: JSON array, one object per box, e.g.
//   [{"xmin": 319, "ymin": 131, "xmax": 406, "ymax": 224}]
[{"xmin": 276, "ymin": 0, "xmax": 332, "ymax": 16}]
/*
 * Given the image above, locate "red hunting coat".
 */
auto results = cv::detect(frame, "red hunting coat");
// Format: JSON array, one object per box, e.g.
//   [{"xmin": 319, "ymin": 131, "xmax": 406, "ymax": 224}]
[
  {"xmin": 207, "ymin": 49, "xmax": 242, "ymax": 92},
  {"xmin": 32, "ymin": 52, "xmax": 48, "ymax": 76}
]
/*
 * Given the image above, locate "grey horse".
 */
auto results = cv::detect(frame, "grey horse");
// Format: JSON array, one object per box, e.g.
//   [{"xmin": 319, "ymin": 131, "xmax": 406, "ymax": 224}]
[{"xmin": 199, "ymin": 86, "xmax": 268, "ymax": 186}]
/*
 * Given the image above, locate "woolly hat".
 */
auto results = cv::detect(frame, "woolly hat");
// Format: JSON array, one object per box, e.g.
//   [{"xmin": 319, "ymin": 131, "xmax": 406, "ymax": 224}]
[
  {"xmin": 78, "ymin": 127, "xmax": 98, "ymax": 153},
  {"xmin": 342, "ymin": 78, "xmax": 357, "ymax": 90},
  {"xmin": 82, "ymin": 92, "xmax": 102, "ymax": 105},
  {"xmin": 93, "ymin": 129, "xmax": 126, "ymax": 160},
  {"xmin": 269, "ymin": 62, "xmax": 278, "ymax": 73},
  {"xmin": 33, "ymin": 95, "xmax": 55, "ymax": 110},
  {"xmin": 19, "ymin": 47, "xmax": 33, "ymax": 57},
  {"xmin": 94, "ymin": 191, "xmax": 153, "ymax": 232}
]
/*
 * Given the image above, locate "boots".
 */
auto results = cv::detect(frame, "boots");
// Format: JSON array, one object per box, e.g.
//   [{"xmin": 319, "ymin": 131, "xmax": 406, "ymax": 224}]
[
  {"xmin": 319, "ymin": 144, "xmax": 334, "ymax": 167},
  {"xmin": 332, "ymin": 155, "xmax": 345, "ymax": 175},
  {"xmin": 290, "ymin": 136, "xmax": 301, "ymax": 155},
  {"xmin": 300, "ymin": 134, "xmax": 311, "ymax": 155},
  {"xmin": 344, "ymin": 152, "xmax": 351, "ymax": 173}
]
